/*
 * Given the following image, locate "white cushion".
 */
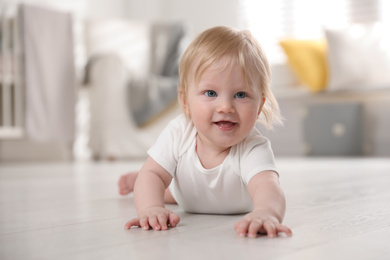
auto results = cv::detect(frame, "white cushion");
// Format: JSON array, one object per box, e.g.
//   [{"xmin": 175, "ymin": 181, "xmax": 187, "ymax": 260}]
[{"xmin": 325, "ymin": 23, "xmax": 390, "ymax": 91}]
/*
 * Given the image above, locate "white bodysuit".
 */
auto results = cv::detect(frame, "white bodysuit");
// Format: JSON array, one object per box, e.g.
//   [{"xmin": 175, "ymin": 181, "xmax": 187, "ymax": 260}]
[{"xmin": 147, "ymin": 114, "xmax": 278, "ymax": 214}]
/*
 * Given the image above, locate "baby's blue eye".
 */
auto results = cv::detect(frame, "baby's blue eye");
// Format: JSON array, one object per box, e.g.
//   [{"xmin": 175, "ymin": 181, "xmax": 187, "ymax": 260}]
[
  {"xmin": 205, "ymin": 90, "xmax": 217, "ymax": 97},
  {"xmin": 235, "ymin": 92, "xmax": 247, "ymax": 99}
]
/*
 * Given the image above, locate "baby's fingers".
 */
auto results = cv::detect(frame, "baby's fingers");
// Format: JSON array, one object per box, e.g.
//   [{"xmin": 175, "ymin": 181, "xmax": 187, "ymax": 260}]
[
  {"xmin": 263, "ymin": 221, "xmax": 277, "ymax": 238},
  {"xmin": 125, "ymin": 216, "xmax": 164, "ymax": 231},
  {"xmin": 234, "ymin": 219, "xmax": 250, "ymax": 237},
  {"xmin": 168, "ymin": 213, "xmax": 180, "ymax": 228},
  {"xmin": 157, "ymin": 214, "xmax": 168, "ymax": 230},
  {"xmin": 247, "ymin": 219, "xmax": 263, "ymax": 238},
  {"xmin": 235, "ymin": 218, "xmax": 293, "ymax": 238},
  {"xmin": 124, "ymin": 218, "xmax": 141, "ymax": 230},
  {"xmin": 262, "ymin": 221, "xmax": 293, "ymax": 237},
  {"xmin": 148, "ymin": 216, "xmax": 161, "ymax": 230},
  {"xmin": 275, "ymin": 223, "xmax": 293, "ymax": 236},
  {"xmin": 140, "ymin": 216, "xmax": 151, "ymax": 230}
]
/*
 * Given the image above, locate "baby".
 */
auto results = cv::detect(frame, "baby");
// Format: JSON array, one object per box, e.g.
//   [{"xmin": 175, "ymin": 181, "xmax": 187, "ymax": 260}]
[{"xmin": 118, "ymin": 26, "xmax": 292, "ymax": 238}]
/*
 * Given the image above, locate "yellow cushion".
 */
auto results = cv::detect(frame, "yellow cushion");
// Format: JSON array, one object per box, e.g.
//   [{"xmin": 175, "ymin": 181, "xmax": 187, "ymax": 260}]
[{"xmin": 279, "ymin": 39, "xmax": 328, "ymax": 92}]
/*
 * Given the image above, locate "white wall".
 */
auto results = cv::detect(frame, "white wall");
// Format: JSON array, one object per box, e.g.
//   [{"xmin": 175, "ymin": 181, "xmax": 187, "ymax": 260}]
[
  {"xmin": 2, "ymin": 0, "xmax": 127, "ymax": 19},
  {"xmin": 125, "ymin": 0, "xmax": 240, "ymax": 35},
  {"xmin": 4, "ymin": 0, "xmax": 240, "ymax": 33},
  {"xmin": 85, "ymin": 0, "xmax": 127, "ymax": 19}
]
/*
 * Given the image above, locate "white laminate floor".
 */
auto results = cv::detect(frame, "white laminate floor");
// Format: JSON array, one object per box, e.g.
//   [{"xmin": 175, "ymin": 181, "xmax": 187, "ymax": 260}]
[{"xmin": 1, "ymin": 157, "xmax": 390, "ymax": 260}]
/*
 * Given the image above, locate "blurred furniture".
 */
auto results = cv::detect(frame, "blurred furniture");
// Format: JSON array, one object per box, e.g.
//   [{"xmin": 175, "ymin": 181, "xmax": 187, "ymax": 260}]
[
  {"xmin": 85, "ymin": 20, "xmax": 187, "ymax": 160},
  {"xmin": 257, "ymin": 89, "xmax": 390, "ymax": 157},
  {"xmin": 262, "ymin": 23, "xmax": 390, "ymax": 157},
  {"xmin": 0, "ymin": 3, "xmax": 75, "ymax": 162},
  {"xmin": 302, "ymin": 102, "xmax": 363, "ymax": 156}
]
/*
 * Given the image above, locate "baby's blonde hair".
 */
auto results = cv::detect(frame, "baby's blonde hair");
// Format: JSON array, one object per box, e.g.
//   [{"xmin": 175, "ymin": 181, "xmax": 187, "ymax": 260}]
[{"xmin": 178, "ymin": 26, "xmax": 282, "ymax": 129}]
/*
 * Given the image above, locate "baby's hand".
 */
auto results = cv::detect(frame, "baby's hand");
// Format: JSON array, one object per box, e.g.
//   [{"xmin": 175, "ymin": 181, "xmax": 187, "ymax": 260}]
[
  {"xmin": 124, "ymin": 207, "xmax": 180, "ymax": 231},
  {"xmin": 234, "ymin": 209, "xmax": 292, "ymax": 238}
]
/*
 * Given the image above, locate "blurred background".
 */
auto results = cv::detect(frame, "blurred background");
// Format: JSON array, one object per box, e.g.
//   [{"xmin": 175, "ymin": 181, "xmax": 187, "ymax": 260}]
[{"xmin": 1, "ymin": 0, "xmax": 389, "ymax": 162}]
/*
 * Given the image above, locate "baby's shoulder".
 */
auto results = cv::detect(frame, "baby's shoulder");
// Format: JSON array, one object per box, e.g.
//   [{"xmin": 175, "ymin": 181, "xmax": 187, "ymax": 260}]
[
  {"xmin": 240, "ymin": 127, "xmax": 270, "ymax": 150},
  {"xmin": 232, "ymin": 127, "xmax": 273, "ymax": 163},
  {"xmin": 167, "ymin": 113, "xmax": 188, "ymax": 129},
  {"xmin": 231, "ymin": 128, "xmax": 277, "ymax": 183},
  {"xmin": 167, "ymin": 114, "xmax": 197, "ymax": 156}
]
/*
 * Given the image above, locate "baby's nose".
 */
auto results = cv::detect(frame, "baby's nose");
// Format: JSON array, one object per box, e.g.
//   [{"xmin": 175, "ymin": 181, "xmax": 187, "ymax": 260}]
[{"xmin": 216, "ymin": 99, "xmax": 235, "ymax": 113}]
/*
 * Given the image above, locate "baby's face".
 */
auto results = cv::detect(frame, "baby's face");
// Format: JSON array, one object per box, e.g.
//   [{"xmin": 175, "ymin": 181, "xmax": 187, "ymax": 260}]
[{"xmin": 184, "ymin": 58, "xmax": 264, "ymax": 150}]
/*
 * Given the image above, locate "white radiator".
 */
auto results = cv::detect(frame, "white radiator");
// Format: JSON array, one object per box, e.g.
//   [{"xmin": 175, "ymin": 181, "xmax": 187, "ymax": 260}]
[{"xmin": 0, "ymin": 4, "xmax": 24, "ymax": 139}]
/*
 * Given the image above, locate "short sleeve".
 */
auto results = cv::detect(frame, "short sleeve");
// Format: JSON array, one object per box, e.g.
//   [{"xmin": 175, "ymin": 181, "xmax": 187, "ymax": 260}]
[
  {"xmin": 239, "ymin": 129, "xmax": 278, "ymax": 185},
  {"xmin": 147, "ymin": 116, "xmax": 183, "ymax": 177}
]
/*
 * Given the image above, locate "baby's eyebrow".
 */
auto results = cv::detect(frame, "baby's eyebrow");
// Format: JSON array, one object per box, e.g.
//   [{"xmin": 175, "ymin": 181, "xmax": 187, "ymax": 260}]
[{"xmin": 197, "ymin": 82, "xmax": 219, "ymax": 89}]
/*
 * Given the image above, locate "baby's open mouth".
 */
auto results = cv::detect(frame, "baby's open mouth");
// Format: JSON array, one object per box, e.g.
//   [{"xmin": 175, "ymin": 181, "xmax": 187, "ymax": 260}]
[{"xmin": 215, "ymin": 121, "xmax": 237, "ymax": 131}]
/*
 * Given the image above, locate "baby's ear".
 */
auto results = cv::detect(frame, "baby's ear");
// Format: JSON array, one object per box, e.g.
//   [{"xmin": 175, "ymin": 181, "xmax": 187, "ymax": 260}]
[
  {"xmin": 258, "ymin": 96, "xmax": 266, "ymax": 116},
  {"xmin": 178, "ymin": 89, "xmax": 190, "ymax": 115}
]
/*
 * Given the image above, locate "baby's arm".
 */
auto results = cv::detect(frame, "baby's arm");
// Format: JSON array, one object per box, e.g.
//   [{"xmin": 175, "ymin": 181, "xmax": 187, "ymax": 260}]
[
  {"xmin": 234, "ymin": 171, "xmax": 292, "ymax": 238},
  {"xmin": 124, "ymin": 156, "xmax": 180, "ymax": 231}
]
